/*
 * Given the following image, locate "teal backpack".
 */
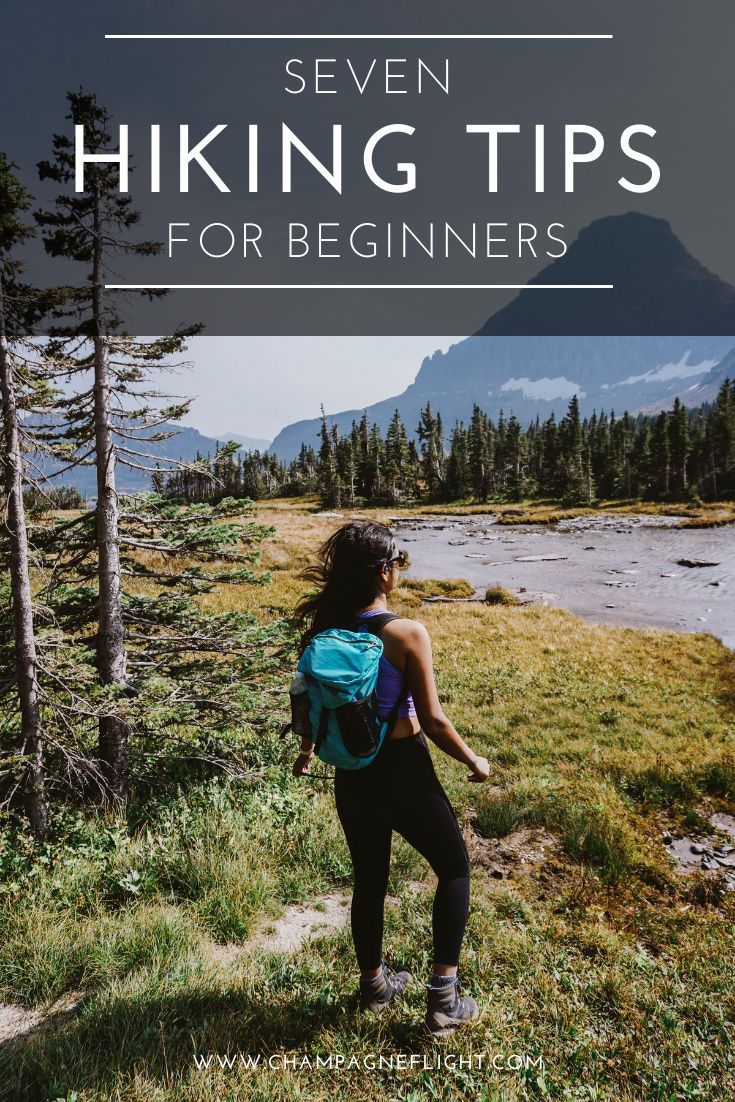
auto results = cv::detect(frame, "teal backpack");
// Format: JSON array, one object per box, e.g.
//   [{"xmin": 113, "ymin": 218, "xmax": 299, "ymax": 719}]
[{"xmin": 296, "ymin": 613, "xmax": 407, "ymax": 770}]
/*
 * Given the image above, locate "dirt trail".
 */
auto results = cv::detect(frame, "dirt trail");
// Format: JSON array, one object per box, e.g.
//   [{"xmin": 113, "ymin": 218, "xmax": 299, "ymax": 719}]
[
  {"xmin": 247, "ymin": 893, "xmax": 352, "ymax": 954},
  {"xmin": 0, "ymin": 992, "xmax": 81, "ymax": 1045},
  {"xmin": 0, "ymin": 884, "xmax": 430, "ymax": 1043},
  {"xmin": 205, "ymin": 880, "xmax": 430, "ymax": 970}
]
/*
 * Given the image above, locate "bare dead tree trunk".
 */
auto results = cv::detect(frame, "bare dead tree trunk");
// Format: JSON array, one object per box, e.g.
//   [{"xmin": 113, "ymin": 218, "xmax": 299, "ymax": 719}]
[
  {"xmin": 0, "ymin": 286, "xmax": 47, "ymax": 839},
  {"xmin": 92, "ymin": 187, "xmax": 128, "ymax": 805}
]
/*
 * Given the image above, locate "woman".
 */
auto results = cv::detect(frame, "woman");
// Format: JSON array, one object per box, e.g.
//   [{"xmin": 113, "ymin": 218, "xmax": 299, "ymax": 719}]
[{"xmin": 292, "ymin": 521, "xmax": 491, "ymax": 1041}]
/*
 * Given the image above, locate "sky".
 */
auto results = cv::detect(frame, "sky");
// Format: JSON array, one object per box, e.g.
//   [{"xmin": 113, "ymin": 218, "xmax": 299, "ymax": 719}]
[{"xmin": 177, "ymin": 335, "xmax": 462, "ymax": 441}]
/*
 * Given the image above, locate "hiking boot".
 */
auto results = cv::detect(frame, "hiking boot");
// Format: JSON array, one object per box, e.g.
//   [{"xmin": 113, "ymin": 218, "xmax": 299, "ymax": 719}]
[
  {"xmin": 358, "ymin": 959, "xmax": 412, "ymax": 1013},
  {"xmin": 425, "ymin": 975, "xmax": 481, "ymax": 1041}
]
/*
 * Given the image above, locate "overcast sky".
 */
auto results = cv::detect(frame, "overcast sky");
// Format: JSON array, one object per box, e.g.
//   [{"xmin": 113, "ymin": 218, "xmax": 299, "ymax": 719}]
[{"xmin": 177, "ymin": 335, "xmax": 462, "ymax": 441}]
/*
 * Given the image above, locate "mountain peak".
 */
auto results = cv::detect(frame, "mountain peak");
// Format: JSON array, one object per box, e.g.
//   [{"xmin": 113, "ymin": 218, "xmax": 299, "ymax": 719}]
[{"xmin": 478, "ymin": 212, "xmax": 735, "ymax": 336}]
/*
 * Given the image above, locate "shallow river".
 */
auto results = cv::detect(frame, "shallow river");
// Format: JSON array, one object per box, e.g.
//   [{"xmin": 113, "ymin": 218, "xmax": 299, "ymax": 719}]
[{"xmin": 392, "ymin": 514, "xmax": 734, "ymax": 649}]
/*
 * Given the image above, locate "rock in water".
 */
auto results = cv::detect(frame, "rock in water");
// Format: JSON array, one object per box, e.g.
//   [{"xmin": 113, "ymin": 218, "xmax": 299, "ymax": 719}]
[
  {"xmin": 514, "ymin": 554, "xmax": 568, "ymax": 562},
  {"xmin": 677, "ymin": 558, "xmax": 720, "ymax": 568}
]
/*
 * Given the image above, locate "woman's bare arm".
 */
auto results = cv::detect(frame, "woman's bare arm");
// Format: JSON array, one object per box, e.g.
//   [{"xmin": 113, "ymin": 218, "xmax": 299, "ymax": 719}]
[{"xmin": 397, "ymin": 620, "xmax": 491, "ymax": 782}]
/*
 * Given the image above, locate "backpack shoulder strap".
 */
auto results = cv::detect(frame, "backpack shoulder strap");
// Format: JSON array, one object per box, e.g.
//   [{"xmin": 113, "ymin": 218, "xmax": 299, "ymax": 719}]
[
  {"xmin": 357, "ymin": 611, "xmax": 401, "ymax": 637},
  {"xmin": 358, "ymin": 613, "xmax": 410, "ymax": 732},
  {"xmin": 314, "ymin": 704, "xmax": 330, "ymax": 755}
]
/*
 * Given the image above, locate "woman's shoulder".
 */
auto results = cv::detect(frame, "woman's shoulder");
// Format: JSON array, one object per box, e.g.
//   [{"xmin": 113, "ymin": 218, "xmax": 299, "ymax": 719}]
[{"xmin": 383, "ymin": 615, "xmax": 430, "ymax": 647}]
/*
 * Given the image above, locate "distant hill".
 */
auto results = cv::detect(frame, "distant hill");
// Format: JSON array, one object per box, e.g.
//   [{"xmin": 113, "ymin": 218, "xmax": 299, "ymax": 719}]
[
  {"xmin": 219, "ymin": 432, "xmax": 271, "ymax": 451},
  {"xmin": 34, "ymin": 422, "xmax": 265, "ymax": 500},
  {"xmin": 270, "ymin": 213, "xmax": 735, "ymax": 461}
]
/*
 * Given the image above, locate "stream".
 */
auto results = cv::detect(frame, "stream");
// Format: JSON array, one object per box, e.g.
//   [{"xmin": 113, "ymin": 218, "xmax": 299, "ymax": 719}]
[{"xmin": 392, "ymin": 513, "xmax": 734, "ymax": 649}]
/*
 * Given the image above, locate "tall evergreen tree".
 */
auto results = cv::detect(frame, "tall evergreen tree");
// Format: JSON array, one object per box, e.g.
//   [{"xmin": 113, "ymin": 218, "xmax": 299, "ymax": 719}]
[
  {"xmin": 468, "ymin": 404, "xmax": 493, "ymax": 502},
  {"xmin": 669, "ymin": 397, "xmax": 690, "ymax": 493},
  {"xmin": 711, "ymin": 378, "xmax": 734, "ymax": 497},
  {"xmin": 559, "ymin": 395, "xmax": 586, "ymax": 502},
  {"xmin": 417, "ymin": 402, "xmax": 445, "ymax": 496},
  {"xmin": 650, "ymin": 411, "xmax": 671, "ymax": 497},
  {"xmin": 0, "ymin": 155, "xmax": 48, "ymax": 837},
  {"xmin": 317, "ymin": 406, "xmax": 341, "ymax": 508},
  {"xmin": 34, "ymin": 90, "xmax": 204, "ymax": 803},
  {"xmin": 384, "ymin": 408, "xmax": 411, "ymax": 504},
  {"xmin": 446, "ymin": 421, "xmax": 470, "ymax": 500}
]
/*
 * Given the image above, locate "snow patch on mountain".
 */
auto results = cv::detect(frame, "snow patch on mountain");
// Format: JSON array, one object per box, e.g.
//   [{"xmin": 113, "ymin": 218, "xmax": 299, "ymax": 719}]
[
  {"xmin": 605, "ymin": 353, "xmax": 719, "ymax": 390},
  {"xmin": 499, "ymin": 376, "xmax": 586, "ymax": 400}
]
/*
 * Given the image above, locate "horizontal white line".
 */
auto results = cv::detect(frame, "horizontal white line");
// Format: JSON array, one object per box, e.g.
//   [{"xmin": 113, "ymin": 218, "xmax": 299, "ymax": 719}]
[
  {"xmin": 105, "ymin": 34, "xmax": 613, "ymax": 41},
  {"xmin": 105, "ymin": 283, "xmax": 615, "ymax": 290}
]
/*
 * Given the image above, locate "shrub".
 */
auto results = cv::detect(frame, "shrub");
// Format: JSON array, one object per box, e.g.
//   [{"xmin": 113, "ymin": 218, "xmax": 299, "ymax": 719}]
[{"xmin": 484, "ymin": 585, "xmax": 521, "ymax": 606}]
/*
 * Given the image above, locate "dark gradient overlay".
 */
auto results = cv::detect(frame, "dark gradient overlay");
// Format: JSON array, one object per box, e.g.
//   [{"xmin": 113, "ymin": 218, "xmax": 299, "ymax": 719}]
[{"xmin": 4, "ymin": 0, "xmax": 734, "ymax": 334}]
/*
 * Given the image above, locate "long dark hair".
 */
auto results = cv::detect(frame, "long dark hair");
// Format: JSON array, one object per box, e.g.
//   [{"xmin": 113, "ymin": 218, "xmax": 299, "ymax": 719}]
[{"xmin": 292, "ymin": 521, "xmax": 395, "ymax": 650}]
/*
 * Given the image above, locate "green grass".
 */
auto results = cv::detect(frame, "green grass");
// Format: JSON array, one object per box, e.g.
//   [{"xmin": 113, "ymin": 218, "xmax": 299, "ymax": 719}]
[
  {"xmin": 388, "ymin": 497, "xmax": 735, "ymax": 528},
  {"xmin": 398, "ymin": 575, "xmax": 476, "ymax": 603},
  {"xmin": 1, "ymin": 500, "xmax": 735, "ymax": 1101}
]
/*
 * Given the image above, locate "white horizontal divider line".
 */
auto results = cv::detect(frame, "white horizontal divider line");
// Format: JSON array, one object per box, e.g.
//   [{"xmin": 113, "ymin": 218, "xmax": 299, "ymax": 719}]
[
  {"xmin": 105, "ymin": 34, "xmax": 613, "ymax": 41},
  {"xmin": 105, "ymin": 283, "xmax": 615, "ymax": 290}
]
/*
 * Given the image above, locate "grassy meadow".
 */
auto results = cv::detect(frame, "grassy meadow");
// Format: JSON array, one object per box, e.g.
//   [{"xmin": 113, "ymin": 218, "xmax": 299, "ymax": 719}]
[
  {"xmin": 1, "ymin": 499, "xmax": 734, "ymax": 1102},
  {"xmin": 392, "ymin": 498, "xmax": 735, "ymax": 527}
]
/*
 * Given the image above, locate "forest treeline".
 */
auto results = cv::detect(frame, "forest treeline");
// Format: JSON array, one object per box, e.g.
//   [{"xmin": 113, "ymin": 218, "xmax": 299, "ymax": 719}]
[{"xmin": 159, "ymin": 386, "xmax": 735, "ymax": 509}]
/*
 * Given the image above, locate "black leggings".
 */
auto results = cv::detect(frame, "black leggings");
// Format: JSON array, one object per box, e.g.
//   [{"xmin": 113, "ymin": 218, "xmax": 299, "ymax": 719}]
[{"xmin": 334, "ymin": 731, "xmax": 471, "ymax": 971}]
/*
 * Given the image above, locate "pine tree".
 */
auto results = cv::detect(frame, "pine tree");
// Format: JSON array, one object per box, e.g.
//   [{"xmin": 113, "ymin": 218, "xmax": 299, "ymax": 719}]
[
  {"xmin": 368, "ymin": 422, "xmax": 384, "ymax": 502},
  {"xmin": 384, "ymin": 409, "xmax": 410, "ymax": 505},
  {"xmin": 711, "ymin": 378, "xmax": 734, "ymax": 497},
  {"xmin": 539, "ymin": 411, "xmax": 560, "ymax": 496},
  {"xmin": 30, "ymin": 91, "xmax": 290, "ymax": 807},
  {"xmin": 417, "ymin": 402, "xmax": 445, "ymax": 496},
  {"xmin": 559, "ymin": 395, "xmax": 587, "ymax": 503},
  {"xmin": 630, "ymin": 421, "xmax": 653, "ymax": 498},
  {"xmin": 614, "ymin": 411, "xmax": 635, "ymax": 499},
  {"xmin": 338, "ymin": 431, "xmax": 357, "ymax": 506},
  {"xmin": 34, "ymin": 90, "xmax": 208, "ymax": 803},
  {"xmin": 446, "ymin": 421, "xmax": 470, "ymax": 499},
  {"xmin": 650, "ymin": 411, "xmax": 671, "ymax": 497},
  {"xmin": 504, "ymin": 413, "xmax": 530, "ymax": 501},
  {"xmin": 669, "ymin": 397, "xmax": 690, "ymax": 494},
  {"xmin": 0, "ymin": 154, "xmax": 48, "ymax": 838},
  {"xmin": 286, "ymin": 443, "xmax": 317, "ymax": 496},
  {"xmin": 468, "ymin": 404, "xmax": 492, "ymax": 502},
  {"xmin": 317, "ymin": 406, "xmax": 341, "ymax": 508},
  {"xmin": 355, "ymin": 411, "xmax": 372, "ymax": 500}
]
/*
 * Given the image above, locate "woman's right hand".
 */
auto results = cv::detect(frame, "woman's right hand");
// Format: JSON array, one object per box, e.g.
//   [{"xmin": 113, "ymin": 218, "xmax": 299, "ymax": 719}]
[
  {"xmin": 466, "ymin": 755, "xmax": 491, "ymax": 783},
  {"xmin": 292, "ymin": 750, "xmax": 314, "ymax": 777}
]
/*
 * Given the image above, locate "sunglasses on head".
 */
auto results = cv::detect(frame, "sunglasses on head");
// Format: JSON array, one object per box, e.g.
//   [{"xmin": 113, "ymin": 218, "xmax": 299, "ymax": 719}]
[{"xmin": 384, "ymin": 548, "xmax": 408, "ymax": 569}]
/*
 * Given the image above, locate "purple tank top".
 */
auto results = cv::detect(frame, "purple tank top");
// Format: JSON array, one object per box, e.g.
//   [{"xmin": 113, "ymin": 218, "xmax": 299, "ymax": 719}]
[{"xmin": 356, "ymin": 610, "xmax": 417, "ymax": 719}]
